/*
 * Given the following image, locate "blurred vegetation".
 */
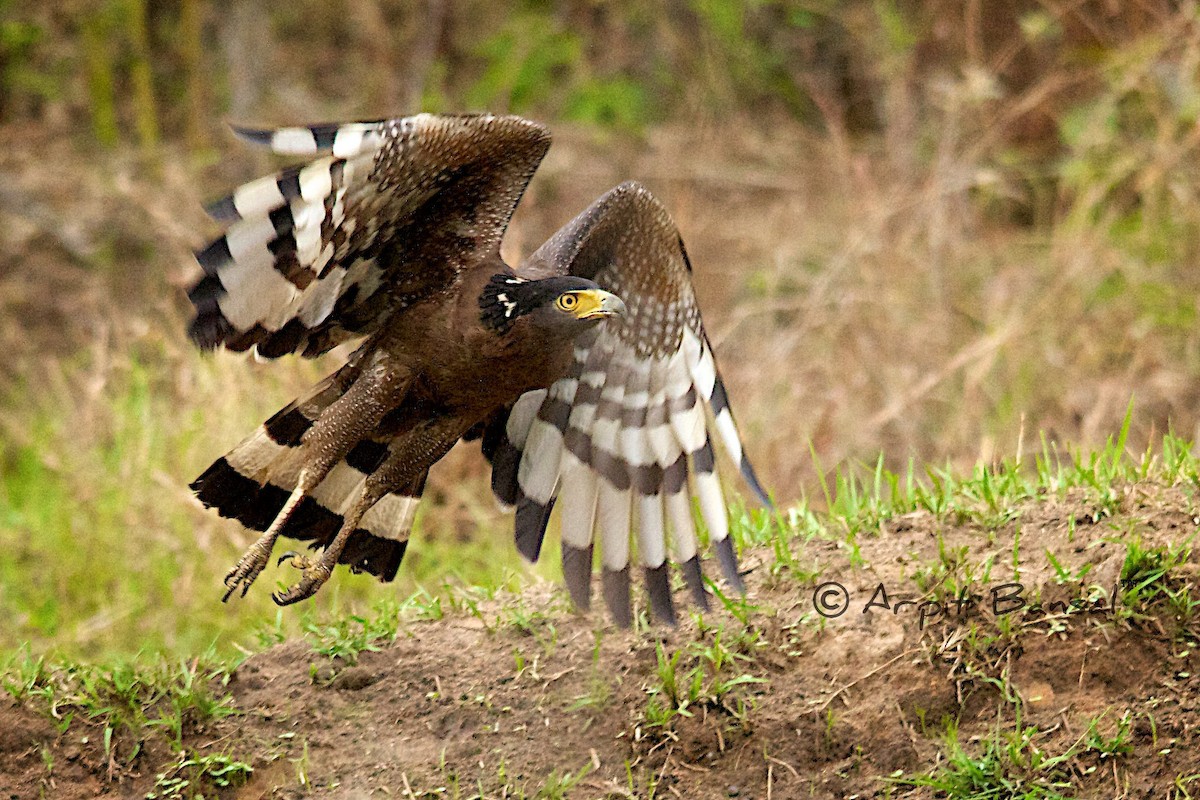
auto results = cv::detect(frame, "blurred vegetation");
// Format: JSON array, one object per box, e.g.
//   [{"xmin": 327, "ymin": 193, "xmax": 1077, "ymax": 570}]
[
  {"xmin": 2, "ymin": 0, "xmax": 827, "ymax": 137},
  {"xmin": 0, "ymin": 346, "xmax": 566, "ymax": 657},
  {"xmin": 4, "ymin": 0, "xmax": 1200, "ymax": 660}
]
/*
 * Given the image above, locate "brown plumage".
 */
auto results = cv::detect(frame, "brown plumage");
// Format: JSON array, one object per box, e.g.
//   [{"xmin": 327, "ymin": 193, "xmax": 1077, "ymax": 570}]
[{"xmin": 187, "ymin": 113, "xmax": 769, "ymax": 624}]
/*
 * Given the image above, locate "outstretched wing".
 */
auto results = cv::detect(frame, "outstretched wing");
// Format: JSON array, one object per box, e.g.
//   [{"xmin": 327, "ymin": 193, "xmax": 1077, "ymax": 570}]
[
  {"xmin": 187, "ymin": 113, "xmax": 550, "ymax": 358},
  {"xmin": 485, "ymin": 181, "xmax": 770, "ymax": 626}
]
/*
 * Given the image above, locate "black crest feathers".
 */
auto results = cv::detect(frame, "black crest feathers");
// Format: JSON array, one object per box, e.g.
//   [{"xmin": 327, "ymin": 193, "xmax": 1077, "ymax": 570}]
[{"xmin": 479, "ymin": 273, "xmax": 530, "ymax": 333}]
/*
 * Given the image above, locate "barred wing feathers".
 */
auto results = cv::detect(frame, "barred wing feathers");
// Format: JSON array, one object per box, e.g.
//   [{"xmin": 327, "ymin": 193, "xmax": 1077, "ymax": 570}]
[
  {"xmin": 490, "ymin": 182, "xmax": 770, "ymax": 626},
  {"xmin": 188, "ymin": 114, "xmax": 551, "ymax": 358}
]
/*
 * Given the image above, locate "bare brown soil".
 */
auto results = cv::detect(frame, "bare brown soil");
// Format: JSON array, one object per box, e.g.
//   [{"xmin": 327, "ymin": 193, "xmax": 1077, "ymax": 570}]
[{"xmin": 2, "ymin": 484, "xmax": 1197, "ymax": 799}]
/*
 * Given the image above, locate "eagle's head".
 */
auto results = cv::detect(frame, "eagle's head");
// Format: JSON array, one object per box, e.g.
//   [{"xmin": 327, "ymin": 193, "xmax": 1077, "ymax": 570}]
[{"xmin": 480, "ymin": 273, "xmax": 626, "ymax": 335}]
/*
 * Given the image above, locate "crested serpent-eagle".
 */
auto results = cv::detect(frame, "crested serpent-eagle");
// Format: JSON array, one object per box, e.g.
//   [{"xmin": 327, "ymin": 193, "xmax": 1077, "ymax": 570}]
[{"xmin": 187, "ymin": 113, "xmax": 770, "ymax": 625}]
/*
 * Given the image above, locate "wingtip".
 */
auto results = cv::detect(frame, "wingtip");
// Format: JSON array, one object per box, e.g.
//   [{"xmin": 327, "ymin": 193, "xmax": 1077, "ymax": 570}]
[
  {"xmin": 645, "ymin": 564, "xmax": 678, "ymax": 627},
  {"xmin": 514, "ymin": 495, "xmax": 556, "ymax": 562},
  {"xmin": 187, "ymin": 312, "xmax": 234, "ymax": 352},
  {"xmin": 228, "ymin": 123, "xmax": 274, "ymax": 147},
  {"xmin": 602, "ymin": 566, "xmax": 633, "ymax": 628},
  {"xmin": 561, "ymin": 544, "xmax": 593, "ymax": 611},
  {"xmin": 203, "ymin": 195, "xmax": 240, "ymax": 222},
  {"xmin": 739, "ymin": 457, "xmax": 773, "ymax": 509},
  {"xmin": 679, "ymin": 556, "xmax": 711, "ymax": 612},
  {"xmin": 715, "ymin": 536, "xmax": 746, "ymax": 596}
]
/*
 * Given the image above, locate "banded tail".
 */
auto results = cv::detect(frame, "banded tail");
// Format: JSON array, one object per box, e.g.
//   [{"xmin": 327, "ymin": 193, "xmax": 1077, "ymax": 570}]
[{"xmin": 192, "ymin": 368, "xmax": 424, "ymax": 580}]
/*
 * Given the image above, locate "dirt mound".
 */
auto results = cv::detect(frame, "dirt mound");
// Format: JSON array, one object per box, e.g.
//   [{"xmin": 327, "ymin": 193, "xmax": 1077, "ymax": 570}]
[{"xmin": 2, "ymin": 483, "xmax": 1198, "ymax": 799}]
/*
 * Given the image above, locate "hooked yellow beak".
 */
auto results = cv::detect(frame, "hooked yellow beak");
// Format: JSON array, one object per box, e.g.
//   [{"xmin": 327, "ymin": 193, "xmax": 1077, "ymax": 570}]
[{"xmin": 567, "ymin": 289, "xmax": 627, "ymax": 320}]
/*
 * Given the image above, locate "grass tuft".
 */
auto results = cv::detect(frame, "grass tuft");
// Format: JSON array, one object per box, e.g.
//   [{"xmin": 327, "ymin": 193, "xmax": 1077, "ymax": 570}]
[
  {"xmin": 893, "ymin": 719, "xmax": 1075, "ymax": 799},
  {"xmin": 1, "ymin": 645, "xmax": 240, "ymax": 766}
]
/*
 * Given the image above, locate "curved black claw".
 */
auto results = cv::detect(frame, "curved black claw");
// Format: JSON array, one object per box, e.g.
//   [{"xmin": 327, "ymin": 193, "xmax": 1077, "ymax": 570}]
[
  {"xmin": 223, "ymin": 553, "xmax": 269, "ymax": 602},
  {"xmin": 272, "ymin": 566, "xmax": 330, "ymax": 606},
  {"xmin": 277, "ymin": 551, "xmax": 300, "ymax": 567},
  {"xmin": 272, "ymin": 551, "xmax": 328, "ymax": 605}
]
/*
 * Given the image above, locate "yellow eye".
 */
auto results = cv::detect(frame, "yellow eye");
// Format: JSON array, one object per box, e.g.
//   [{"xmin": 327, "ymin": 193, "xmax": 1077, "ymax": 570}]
[{"xmin": 556, "ymin": 293, "xmax": 579, "ymax": 311}]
